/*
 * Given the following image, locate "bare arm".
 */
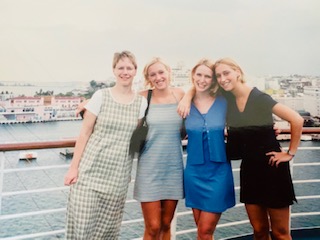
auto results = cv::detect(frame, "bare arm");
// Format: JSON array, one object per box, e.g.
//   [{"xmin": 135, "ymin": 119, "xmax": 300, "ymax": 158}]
[
  {"xmin": 177, "ymin": 86, "xmax": 195, "ymax": 118},
  {"xmin": 267, "ymin": 103, "xmax": 304, "ymax": 167},
  {"xmin": 273, "ymin": 103, "xmax": 304, "ymax": 154},
  {"xmin": 64, "ymin": 110, "xmax": 96, "ymax": 185}
]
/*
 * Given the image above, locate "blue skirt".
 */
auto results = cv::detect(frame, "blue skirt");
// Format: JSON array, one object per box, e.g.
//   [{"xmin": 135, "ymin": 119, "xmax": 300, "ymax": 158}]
[{"xmin": 184, "ymin": 132, "xmax": 235, "ymax": 213}]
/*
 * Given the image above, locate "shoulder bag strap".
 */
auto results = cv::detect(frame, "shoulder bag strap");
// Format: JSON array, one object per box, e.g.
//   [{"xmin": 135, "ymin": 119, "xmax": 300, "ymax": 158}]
[{"xmin": 144, "ymin": 89, "xmax": 152, "ymax": 117}]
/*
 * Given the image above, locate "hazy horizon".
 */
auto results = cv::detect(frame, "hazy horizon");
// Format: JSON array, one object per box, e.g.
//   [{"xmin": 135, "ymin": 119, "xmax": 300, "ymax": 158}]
[{"xmin": 1, "ymin": 0, "xmax": 320, "ymax": 83}]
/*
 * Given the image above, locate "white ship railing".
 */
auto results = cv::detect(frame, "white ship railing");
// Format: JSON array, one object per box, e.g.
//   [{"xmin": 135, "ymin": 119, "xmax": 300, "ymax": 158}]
[{"xmin": 0, "ymin": 141, "xmax": 320, "ymax": 239}]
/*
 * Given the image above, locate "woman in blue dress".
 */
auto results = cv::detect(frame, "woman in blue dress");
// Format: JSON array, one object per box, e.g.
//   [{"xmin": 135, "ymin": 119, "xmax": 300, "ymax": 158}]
[{"xmin": 184, "ymin": 59, "xmax": 235, "ymax": 239}]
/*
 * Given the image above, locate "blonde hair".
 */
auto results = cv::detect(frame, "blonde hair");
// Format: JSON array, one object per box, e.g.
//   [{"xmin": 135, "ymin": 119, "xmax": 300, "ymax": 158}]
[
  {"xmin": 143, "ymin": 57, "xmax": 171, "ymax": 88},
  {"xmin": 191, "ymin": 58, "xmax": 219, "ymax": 97},
  {"xmin": 214, "ymin": 58, "xmax": 245, "ymax": 83},
  {"xmin": 112, "ymin": 50, "xmax": 137, "ymax": 69}
]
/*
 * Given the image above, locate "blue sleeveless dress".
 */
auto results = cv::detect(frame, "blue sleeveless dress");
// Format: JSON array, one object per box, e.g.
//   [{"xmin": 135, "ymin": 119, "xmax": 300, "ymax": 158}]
[
  {"xmin": 134, "ymin": 103, "xmax": 184, "ymax": 201},
  {"xmin": 184, "ymin": 95, "xmax": 235, "ymax": 213}
]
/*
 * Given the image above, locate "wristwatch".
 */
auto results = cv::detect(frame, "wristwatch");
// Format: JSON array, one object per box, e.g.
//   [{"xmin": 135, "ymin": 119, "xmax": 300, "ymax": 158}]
[{"xmin": 287, "ymin": 150, "xmax": 295, "ymax": 158}]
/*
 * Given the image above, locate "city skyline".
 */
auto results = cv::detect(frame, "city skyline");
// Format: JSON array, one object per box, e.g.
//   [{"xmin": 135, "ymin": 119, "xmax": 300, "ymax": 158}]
[{"xmin": 1, "ymin": 0, "xmax": 320, "ymax": 83}]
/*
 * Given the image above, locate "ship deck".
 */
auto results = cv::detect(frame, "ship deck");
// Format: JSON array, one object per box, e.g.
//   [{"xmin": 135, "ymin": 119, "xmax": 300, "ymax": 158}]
[{"xmin": 0, "ymin": 129, "xmax": 320, "ymax": 239}]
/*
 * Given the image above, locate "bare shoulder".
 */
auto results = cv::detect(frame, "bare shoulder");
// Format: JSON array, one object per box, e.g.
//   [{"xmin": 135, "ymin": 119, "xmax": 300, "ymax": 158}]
[
  {"xmin": 171, "ymin": 87, "xmax": 185, "ymax": 100},
  {"xmin": 138, "ymin": 89, "xmax": 149, "ymax": 98}
]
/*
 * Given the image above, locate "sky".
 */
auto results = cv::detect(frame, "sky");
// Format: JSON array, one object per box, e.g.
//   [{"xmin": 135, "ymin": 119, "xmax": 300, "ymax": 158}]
[{"xmin": 1, "ymin": 0, "xmax": 320, "ymax": 83}]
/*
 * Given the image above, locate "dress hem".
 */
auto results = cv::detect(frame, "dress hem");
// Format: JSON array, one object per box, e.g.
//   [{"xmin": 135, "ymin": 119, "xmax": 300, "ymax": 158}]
[
  {"xmin": 185, "ymin": 203, "xmax": 235, "ymax": 214},
  {"xmin": 134, "ymin": 197, "xmax": 184, "ymax": 202}
]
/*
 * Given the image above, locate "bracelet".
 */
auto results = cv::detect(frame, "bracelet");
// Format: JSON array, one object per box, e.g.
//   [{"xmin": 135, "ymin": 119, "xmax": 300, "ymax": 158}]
[{"xmin": 287, "ymin": 150, "xmax": 295, "ymax": 158}]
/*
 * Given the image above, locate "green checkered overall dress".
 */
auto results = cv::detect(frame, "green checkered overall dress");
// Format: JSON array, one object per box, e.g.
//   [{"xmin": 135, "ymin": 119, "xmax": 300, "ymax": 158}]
[{"xmin": 66, "ymin": 88, "xmax": 143, "ymax": 239}]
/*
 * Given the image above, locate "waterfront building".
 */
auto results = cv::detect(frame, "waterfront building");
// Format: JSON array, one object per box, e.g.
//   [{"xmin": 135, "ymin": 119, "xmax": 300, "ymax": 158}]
[
  {"xmin": 0, "ymin": 91, "xmax": 14, "ymax": 101},
  {"xmin": 52, "ymin": 96, "xmax": 82, "ymax": 109},
  {"xmin": 273, "ymin": 96, "xmax": 305, "ymax": 112},
  {"xmin": 1, "ymin": 96, "xmax": 43, "ymax": 122},
  {"xmin": 51, "ymin": 96, "xmax": 83, "ymax": 119},
  {"xmin": 10, "ymin": 96, "xmax": 44, "ymax": 107},
  {"xmin": 0, "ymin": 96, "xmax": 82, "ymax": 123},
  {"xmin": 304, "ymin": 86, "xmax": 320, "ymax": 117},
  {"xmin": 265, "ymin": 76, "xmax": 281, "ymax": 90},
  {"xmin": 171, "ymin": 62, "xmax": 190, "ymax": 87}
]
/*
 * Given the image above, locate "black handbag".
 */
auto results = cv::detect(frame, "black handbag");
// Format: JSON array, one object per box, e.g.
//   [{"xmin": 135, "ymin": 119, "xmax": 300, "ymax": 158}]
[
  {"xmin": 180, "ymin": 118, "xmax": 187, "ymax": 140},
  {"xmin": 129, "ymin": 90, "xmax": 152, "ymax": 157}
]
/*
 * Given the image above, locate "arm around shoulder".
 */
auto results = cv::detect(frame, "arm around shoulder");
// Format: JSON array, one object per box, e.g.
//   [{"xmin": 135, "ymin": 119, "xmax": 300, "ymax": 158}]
[
  {"xmin": 171, "ymin": 87, "xmax": 185, "ymax": 101},
  {"xmin": 177, "ymin": 86, "xmax": 195, "ymax": 118}
]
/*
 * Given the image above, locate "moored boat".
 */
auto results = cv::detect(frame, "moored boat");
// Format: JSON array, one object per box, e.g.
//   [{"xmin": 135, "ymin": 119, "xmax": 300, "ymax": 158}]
[{"xmin": 19, "ymin": 151, "xmax": 38, "ymax": 160}]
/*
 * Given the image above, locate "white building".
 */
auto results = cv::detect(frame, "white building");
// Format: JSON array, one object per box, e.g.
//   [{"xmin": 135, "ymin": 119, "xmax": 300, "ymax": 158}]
[
  {"xmin": 273, "ymin": 96, "xmax": 305, "ymax": 112},
  {"xmin": 0, "ymin": 96, "xmax": 83, "ymax": 123},
  {"xmin": 265, "ymin": 77, "xmax": 280, "ymax": 90},
  {"xmin": 51, "ymin": 97, "xmax": 82, "ymax": 119},
  {"xmin": 52, "ymin": 97, "xmax": 82, "ymax": 109},
  {"xmin": 303, "ymin": 86, "xmax": 320, "ymax": 117},
  {"xmin": 171, "ymin": 63, "xmax": 190, "ymax": 87},
  {"xmin": 10, "ymin": 96, "xmax": 44, "ymax": 107},
  {"xmin": 0, "ymin": 91, "xmax": 15, "ymax": 101}
]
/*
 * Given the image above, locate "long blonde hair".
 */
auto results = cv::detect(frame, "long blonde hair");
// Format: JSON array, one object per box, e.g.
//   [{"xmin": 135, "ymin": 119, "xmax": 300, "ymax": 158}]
[
  {"xmin": 191, "ymin": 58, "xmax": 219, "ymax": 97},
  {"xmin": 214, "ymin": 58, "xmax": 245, "ymax": 83}
]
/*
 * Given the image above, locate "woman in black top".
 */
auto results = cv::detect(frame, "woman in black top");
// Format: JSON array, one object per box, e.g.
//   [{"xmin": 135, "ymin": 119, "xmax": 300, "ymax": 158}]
[{"xmin": 214, "ymin": 58, "xmax": 304, "ymax": 240}]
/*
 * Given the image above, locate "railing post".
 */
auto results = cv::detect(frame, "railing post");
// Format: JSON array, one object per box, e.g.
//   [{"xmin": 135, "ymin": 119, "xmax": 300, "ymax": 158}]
[
  {"xmin": 0, "ymin": 152, "xmax": 5, "ymax": 215},
  {"xmin": 170, "ymin": 207, "xmax": 177, "ymax": 240},
  {"xmin": 289, "ymin": 154, "xmax": 294, "ymax": 232}
]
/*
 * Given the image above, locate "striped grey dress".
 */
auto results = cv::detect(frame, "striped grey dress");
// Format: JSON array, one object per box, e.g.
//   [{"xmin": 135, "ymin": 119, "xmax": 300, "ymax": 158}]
[
  {"xmin": 134, "ymin": 103, "xmax": 184, "ymax": 202},
  {"xmin": 66, "ymin": 88, "xmax": 143, "ymax": 239}
]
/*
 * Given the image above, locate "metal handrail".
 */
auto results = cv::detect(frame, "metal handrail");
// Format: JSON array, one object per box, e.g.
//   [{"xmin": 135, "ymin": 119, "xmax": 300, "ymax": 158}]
[
  {"xmin": 1, "ymin": 127, "xmax": 319, "ymax": 152},
  {"xmin": 0, "ymin": 139, "xmax": 76, "ymax": 151},
  {"xmin": 280, "ymin": 127, "xmax": 320, "ymax": 134}
]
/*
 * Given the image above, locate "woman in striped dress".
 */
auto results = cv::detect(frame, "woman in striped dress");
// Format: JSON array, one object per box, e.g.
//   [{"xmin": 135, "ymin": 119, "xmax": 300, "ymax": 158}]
[
  {"xmin": 64, "ymin": 51, "xmax": 147, "ymax": 239},
  {"xmin": 133, "ymin": 57, "xmax": 185, "ymax": 239}
]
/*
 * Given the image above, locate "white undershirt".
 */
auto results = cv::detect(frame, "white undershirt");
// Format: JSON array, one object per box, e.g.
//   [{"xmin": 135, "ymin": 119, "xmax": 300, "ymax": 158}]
[{"xmin": 85, "ymin": 89, "xmax": 147, "ymax": 118}]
